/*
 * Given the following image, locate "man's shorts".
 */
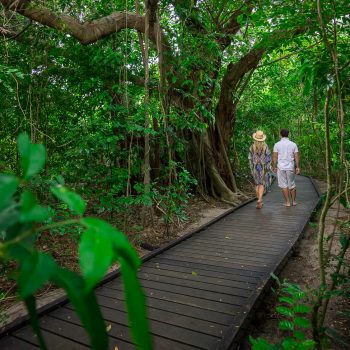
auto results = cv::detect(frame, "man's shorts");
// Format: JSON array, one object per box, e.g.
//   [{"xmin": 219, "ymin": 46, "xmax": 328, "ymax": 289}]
[{"xmin": 277, "ymin": 169, "xmax": 296, "ymax": 189}]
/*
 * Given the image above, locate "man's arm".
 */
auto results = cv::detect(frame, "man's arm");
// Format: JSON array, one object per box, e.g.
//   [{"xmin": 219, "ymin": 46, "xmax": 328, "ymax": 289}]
[
  {"xmin": 272, "ymin": 152, "xmax": 278, "ymax": 172},
  {"xmin": 295, "ymin": 152, "xmax": 300, "ymax": 175}
]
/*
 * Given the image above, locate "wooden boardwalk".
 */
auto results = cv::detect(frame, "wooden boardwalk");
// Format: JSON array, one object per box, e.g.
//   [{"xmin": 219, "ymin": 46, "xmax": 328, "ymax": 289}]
[{"xmin": 0, "ymin": 176, "xmax": 320, "ymax": 350}]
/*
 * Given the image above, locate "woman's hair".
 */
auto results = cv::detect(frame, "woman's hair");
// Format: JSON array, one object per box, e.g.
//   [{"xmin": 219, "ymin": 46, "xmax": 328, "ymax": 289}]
[{"xmin": 252, "ymin": 141, "xmax": 267, "ymax": 154}]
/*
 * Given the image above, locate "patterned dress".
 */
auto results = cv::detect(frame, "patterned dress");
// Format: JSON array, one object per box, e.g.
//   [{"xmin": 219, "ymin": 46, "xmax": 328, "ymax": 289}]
[{"xmin": 248, "ymin": 144, "xmax": 272, "ymax": 185}]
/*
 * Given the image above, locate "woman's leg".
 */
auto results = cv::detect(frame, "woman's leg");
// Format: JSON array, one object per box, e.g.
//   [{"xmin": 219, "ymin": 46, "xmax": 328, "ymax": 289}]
[
  {"xmin": 255, "ymin": 185, "xmax": 259, "ymax": 199},
  {"xmin": 258, "ymin": 185, "xmax": 264, "ymax": 203}
]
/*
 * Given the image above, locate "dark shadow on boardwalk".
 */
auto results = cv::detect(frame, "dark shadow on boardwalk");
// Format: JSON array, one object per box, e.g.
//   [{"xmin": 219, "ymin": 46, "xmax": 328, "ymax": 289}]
[{"xmin": 0, "ymin": 176, "xmax": 320, "ymax": 350}]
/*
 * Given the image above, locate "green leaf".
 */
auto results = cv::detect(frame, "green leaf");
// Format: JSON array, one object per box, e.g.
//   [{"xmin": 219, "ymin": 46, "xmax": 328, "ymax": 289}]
[
  {"xmin": 249, "ymin": 336, "xmax": 279, "ymax": 349},
  {"xmin": 293, "ymin": 304, "xmax": 311, "ymax": 314},
  {"xmin": 281, "ymin": 337, "xmax": 299, "ymax": 349},
  {"xmin": 299, "ymin": 340, "xmax": 316, "ymax": 349},
  {"xmin": 276, "ymin": 306, "xmax": 294, "ymax": 317},
  {"xmin": 17, "ymin": 252, "xmax": 57, "ymax": 298},
  {"xmin": 279, "ymin": 296, "xmax": 295, "ymax": 305},
  {"xmin": 20, "ymin": 191, "xmax": 49, "ymax": 223},
  {"xmin": 79, "ymin": 227, "xmax": 114, "ymax": 291},
  {"xmin": 51, "ymin": 185, "xmax": 86, "ymax": 215},
  {"xmin": 24, "ymin": 295, "xmax": 48, "ymax": 350},
  {"xmin": 52, "ymin": 268, "xmax": 108, "ymax": 350},
  {"xmin": 120, "ymin": 257, "xmax": 152, "ymax": 350},
  {"xmin": 0, "ymin": 204, "xmax": 19, "ymax": 230},
  {"xmin": 279, "ymin": 320, "xmax": 294, "ymax": 331},
  {"xmin": 294, "ymin": 317, "xmax": 311, "ymax": 329},
  {"xmin": 81, "ymin": 218, "xmax": 139, "ymax": 270},
  {"xmin": 293, "ymin": 330, "xmax": 305, "ymax": 340},
  {"xmin": 0, "ymin": 174, "xmax": 18, "ymax": 211},
  {"xmin": 18, "ymin": 133, "xmax": 46, "ymax": 179}
]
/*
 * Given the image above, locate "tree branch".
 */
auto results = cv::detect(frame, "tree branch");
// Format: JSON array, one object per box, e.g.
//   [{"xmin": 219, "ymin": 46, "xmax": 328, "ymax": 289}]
[{"xmin": 1, "ymin": 0, "xmax": 161, "ymax": 45}]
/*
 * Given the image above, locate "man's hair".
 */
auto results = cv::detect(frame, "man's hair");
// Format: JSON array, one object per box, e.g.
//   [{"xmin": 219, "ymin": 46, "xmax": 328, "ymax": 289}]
[{"xmin": 280, "ymin": 129, "xmax": 289, "ymax": 137}]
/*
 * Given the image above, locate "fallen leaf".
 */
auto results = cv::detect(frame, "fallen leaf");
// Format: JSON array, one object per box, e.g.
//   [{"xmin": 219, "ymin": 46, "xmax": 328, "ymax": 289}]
[{"xmin": 106, "ymin": 324, "xmax": 112, "ymax": 332}]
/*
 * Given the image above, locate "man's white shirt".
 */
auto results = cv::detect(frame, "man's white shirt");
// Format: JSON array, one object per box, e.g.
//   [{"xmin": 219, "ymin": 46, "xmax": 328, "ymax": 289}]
[{"xmin": 273, "ymin": 137, "xmax": 298, "ymax": 171}]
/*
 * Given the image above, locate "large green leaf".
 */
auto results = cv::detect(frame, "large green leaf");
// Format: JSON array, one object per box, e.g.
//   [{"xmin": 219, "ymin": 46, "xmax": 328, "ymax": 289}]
[
  {"xmin": 20, "ymin": 191, "xmax": 49, "ymax": 223},
  {"xmin": 120, "ymin": 257, "xmax": 152, "ymax": 350},
  {"xmin": 18, "ymin": 133, "xmax": 46, "ymax": 179},
  {"xmin": 293, "ymin": 304, "xmax": 311, "ymax": 314},
  {"xmin": 17, "ymin": 252, "xmax": 57, "ymax": 298},
  {"xmin": 51, "ymin": 185, "xmax": 86, "ymax": 215},
  {"xmin": 81, "ymin": 218, "xmax": 139, "ymax": 270},
  {"xmin": 24, "ymin": 295, "xmax": 48, "ymax": 350},
  {"xmin": 0, "ymin": 204, "xmax": 19, "ymax": 230},
  {"xmin": 79, "ymin": 227, "xmax": 114, "ymax": 291},
  {"xmin": 52, "ymin": 268, "xmax": 108, "ymax": 350},
  {"xmin": 0, "ymin": 174, "xmax": 18, "ymax": 211}
]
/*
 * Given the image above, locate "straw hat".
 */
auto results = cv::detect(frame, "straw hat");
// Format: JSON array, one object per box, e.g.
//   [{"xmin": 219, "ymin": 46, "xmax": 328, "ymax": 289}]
[{"xmin": 252, "ymin": 130, "xmax": 266, "ymax": 142}]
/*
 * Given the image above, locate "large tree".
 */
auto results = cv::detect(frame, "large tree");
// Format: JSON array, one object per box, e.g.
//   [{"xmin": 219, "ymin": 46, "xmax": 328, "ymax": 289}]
[{"xmin": 0, "ymin": 0, "xmax": 314, "ymax": 204}]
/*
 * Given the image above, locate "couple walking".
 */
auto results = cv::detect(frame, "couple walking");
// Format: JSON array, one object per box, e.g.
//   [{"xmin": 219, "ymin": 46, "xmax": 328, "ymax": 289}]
[{"xmin": 248, "ymin": 129, "xmax": 300, "ymax": 209}]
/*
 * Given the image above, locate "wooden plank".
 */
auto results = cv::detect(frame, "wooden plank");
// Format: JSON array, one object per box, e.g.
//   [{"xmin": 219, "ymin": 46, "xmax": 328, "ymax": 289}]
[
  {"xmin": 179, "ymin": 240, "xmax": 282, "ymax": 254},
  {"xmin": 50, "ymin": 306, "xmax": 219, "ymax": 349},
  {"xmin": 94, "ymin": 294, "xmax": 233, "ymax": 325},
  {"xmin": 210, "ymin": 227, "xmax": 301, "ymax": 235},
  {"xmin": 140, "ymin": 266, "xmax": 256, "ymax": 289},
  {"xmin": 161, "ymin": 251, "xmax": 272, "ymax": 270},
  {"xmin": 136, "ymin": 271, "xmax": 253, "ymax": 295},
  {"xmin": 0, "ymin": 336, "xmax": 39, "ymax": 349},
  {"xmin": 96, "ymin": 286, "xmax": 243, "ymax": 315},
  {"xmin": 106, "ymin": 278, "xmax": 249, "ymax": 304},
  {"xmin": 165, "ymin": 250, "xmax": 276, "ymax": 268},
  {"xmin": 151, "ymin": 257, "xmax": 264, "ymax": 280},
  {"xmin": 203, "ymin": 230, "xmax": 298, "ymax": 240},
  {"xmin": 66, "ymin": 299, "xmax": 228, "ymax": 337},
  {"xmin": 13, "ymin": 324, "xmax": 92, "ymax": 350},
  {"xmin": 191, "ymin": 235, "xmax": 294, "ymax": 247},
  {"xmin": 171, "ymin": 246, "xmax": 279, "ymax": 262},
  {"xmin": 186, "ymin": 237, "xmax": 287, "ymax": 250}
]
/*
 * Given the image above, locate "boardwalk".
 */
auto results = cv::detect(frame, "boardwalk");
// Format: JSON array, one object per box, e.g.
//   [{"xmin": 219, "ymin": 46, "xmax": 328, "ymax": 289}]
[{"xmin": 0, "ymin": 176, "xmax": 320, "ymax": 350}]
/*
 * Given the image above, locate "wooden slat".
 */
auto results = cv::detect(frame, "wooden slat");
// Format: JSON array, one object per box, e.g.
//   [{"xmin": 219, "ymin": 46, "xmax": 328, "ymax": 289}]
[
  {"xmin": 96, "ymin": 285, "xmax": 243, "ymax": 315},
  {"xmin": 95, "ymin": 294, "xmax": 233, "ymax": 325},
  {"xmin": 151, "ymin": 257, "xmax": 264, "ymax": 280},
  {"xmin": 104, "ymin": 279, "xmax": 249, "ymax": 305},
  {"xmin": 50, "ymin": 306, "xmax": 219, "ymax": 349},
  {"xmin": 0, "ymin": 336, "xmax": 39, "ymax": 349},
  {"xmin": 140, "ymin": 266, "xmax": 256, "ymax": 289},
  {"xmin": 13, "ymin": 324, "xmax": 92, "ymax": 350},
  {"xmin": 65, "ymin": 300, "xmax": 227, "ymax": 337}
]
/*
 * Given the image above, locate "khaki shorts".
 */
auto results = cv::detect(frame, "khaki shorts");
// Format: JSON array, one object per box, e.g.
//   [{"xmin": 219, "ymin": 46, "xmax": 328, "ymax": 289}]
[{"xmin": 277, "ymin": 169, "xmax": 296, "ymax": 189}]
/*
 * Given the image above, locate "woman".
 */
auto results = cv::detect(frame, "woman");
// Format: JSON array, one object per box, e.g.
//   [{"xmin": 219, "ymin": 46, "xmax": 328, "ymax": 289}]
[{"xmin": 248, "ymin": 130, "xmax": 272, "ymax": 209}]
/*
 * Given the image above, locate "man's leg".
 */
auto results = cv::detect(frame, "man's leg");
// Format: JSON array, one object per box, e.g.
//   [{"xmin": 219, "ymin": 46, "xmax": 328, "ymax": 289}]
[
  {"xmin": 282, "ymin": 188, "xmax": 291, "ymax": 206},
  {"xmin": 277, "ymin": 169, "xmax": 291, "ymax": 206},
  {"xmin": 287, "ymin": 171, "xmax": 297, "ymax": 205},
  {"xmin": 291, "ymin": 188, "xmax": 297, "ymax": 205}
]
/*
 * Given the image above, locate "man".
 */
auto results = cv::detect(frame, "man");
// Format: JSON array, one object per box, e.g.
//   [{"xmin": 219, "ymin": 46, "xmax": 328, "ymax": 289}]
[{"xmin": 272, "ymin": 129, "xmax": 300, "ymax": 207}]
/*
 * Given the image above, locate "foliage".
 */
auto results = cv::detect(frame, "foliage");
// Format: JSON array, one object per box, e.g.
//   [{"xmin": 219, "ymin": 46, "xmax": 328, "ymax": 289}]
[
  {"xmin": 250, "ymin": 279, "xmax": 316, "ymax": 350},
  {"xmin": 0, "ymin": 133, "xmax": 152, "ymax": 350}
]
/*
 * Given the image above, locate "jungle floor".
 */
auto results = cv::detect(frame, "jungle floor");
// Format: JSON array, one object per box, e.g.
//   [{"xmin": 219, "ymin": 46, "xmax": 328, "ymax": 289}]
[{"xmin": 1, "ymin": 180, "xmax": 349, "ymax": 350}]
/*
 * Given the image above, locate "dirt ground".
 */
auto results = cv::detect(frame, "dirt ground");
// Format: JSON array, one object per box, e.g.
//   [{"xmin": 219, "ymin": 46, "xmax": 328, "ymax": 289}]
[{"xmin": 239, "ymin": 182, "xmax": 350, "ymax": 349}]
